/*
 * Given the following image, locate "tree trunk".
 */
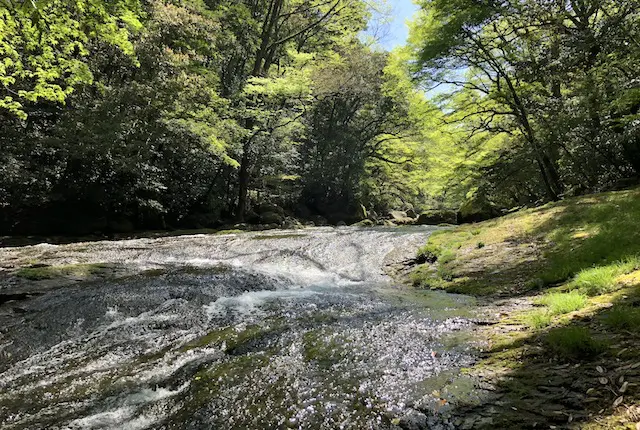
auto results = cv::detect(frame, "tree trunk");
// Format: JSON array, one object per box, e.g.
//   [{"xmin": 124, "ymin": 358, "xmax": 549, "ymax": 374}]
[{"xmin": 236, "ymin": 144, "xmax": 251, "ymax": 222}]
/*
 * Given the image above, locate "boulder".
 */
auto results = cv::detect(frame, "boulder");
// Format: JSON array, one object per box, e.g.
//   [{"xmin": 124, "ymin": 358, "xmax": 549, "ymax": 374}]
[
  {"xmin": 417, "ymin": 210, "xmax": 458, "ymax": 225},
  {"xmin": 283, "ymin": 217, "xmax": 304, "ymax": 229},
  {"xmin": 294, "ymin": 203, "xmax": 313, "ymax": 219},
  {"xmin": 458, "ymin": 192, "xmax": 500, "ymax": 224},
  {"xmin": 260, "ymin": 212, "xmax": 284, "ymax": 225},
  {"xmin": 256, "ymin": 202, "xmax": 284, "ymax": 216},
  {"xmin": 388, "ymin": 210, "xmax": 414, "ymax": 225},
  {"xmin": 406, "ymin": 208, "xmax": 417, "ymax": 219},
  {"xmin": 352, "ymin": 219, "xmax": 374, "ymax": 227},
  {"xmin": 311, "ymin": 215, "xmax": 329, "ymax": 226}
]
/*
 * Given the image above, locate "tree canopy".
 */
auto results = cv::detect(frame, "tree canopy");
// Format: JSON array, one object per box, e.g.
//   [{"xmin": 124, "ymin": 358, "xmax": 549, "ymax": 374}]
[{"xmin": 1, "ymin": 0, "xmax": 638, "ymax": 234}]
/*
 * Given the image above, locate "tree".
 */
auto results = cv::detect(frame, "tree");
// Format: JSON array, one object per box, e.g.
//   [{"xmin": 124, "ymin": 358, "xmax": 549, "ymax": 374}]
[
  {"xmin": 0, "ymin": 0, "xmax": 142, "ymax": 119},
  {"xmin": 410, "ymin": 0, "xmax": 640, "ymax": 206}
]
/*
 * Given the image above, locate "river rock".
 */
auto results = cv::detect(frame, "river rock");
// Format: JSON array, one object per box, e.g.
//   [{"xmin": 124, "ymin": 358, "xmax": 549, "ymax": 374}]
[
  {"xmin": 256, "ymin": 202, "xmax": 285, "ymax": 216},
  {"xmin": 311, "ymin": 215, "xmax": 329, "ymax": 226},
  {"xmin": 282, "ymin": 217, "xmax": 304, "ymax": 229},
  {"xmin": 398, "ymin": 411, "xmax": 428, "ymax": 430},
  {"xmin": 352, "ymin": 219, "xmax": 374, "ymax": 227},
  {"xmin": 458, "ymin": 193, "xmax": 500, "ymax": 223},
  {"xmin": 388, "ymin": 210, "xmax": 414, "ymax": 225},
  {"xmin": 260, "ymin": 212, "xmax": 284, "ymax": 225},
  {"xmin": 417, "ymin": 210, "xmax": 458, "ymax": 225}
]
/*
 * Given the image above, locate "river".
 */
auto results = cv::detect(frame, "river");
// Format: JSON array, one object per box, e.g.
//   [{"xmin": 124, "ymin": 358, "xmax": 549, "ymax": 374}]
[{"xmin": 0, "ymin": 227, "xmax": 478, "ymax": 429}]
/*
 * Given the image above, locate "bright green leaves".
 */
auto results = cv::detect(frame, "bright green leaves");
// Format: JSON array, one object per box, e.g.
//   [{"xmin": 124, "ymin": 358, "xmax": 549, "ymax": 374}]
[{"xmin": 0, "ymin": 0, "xmax": 142, "ymax": 118}]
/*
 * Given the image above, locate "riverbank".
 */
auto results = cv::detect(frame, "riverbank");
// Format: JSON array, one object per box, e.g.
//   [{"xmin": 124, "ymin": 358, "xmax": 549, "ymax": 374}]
[{"xmin": 407, "ymin": 188, "xmax": 640, "ymax": 429}]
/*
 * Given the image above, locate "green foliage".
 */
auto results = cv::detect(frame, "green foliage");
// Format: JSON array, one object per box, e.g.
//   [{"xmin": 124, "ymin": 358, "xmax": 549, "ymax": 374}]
[
  {"xmin": 544, "ymin": 327, "xmax": 606, "ymax": 359},
  {"xmin": 570, "ymin": 257, "xmax": 640, "ymax": 296},
  {"xmin": 536, "ymin": 291, "xmax": 587, "ymax": 315},
  {"xmin": 416, "ymin": 243, "xmax": 442, "ymax": 262},
  {"xmin": 0, "ymin": 0, "xmax": 142, "ymax": 118},
  {"xmin": 410, "ymin": 0, "xmax": 640, "ymax": 209},
  {"xmin": 525, "ymin": 310, "xmax": 552, "ymax": 329}
]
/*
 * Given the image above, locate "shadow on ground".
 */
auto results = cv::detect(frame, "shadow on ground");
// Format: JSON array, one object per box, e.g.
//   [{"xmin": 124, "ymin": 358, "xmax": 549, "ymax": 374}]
[{"xmin": 409, "ymin": 188, "xmax": 640, "ymax": 428}]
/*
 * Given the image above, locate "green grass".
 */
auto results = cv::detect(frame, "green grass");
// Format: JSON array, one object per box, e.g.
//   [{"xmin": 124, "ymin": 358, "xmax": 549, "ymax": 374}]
[
  {"xmin": 411, "ymin": 188, "xmax": 640, "ymax": 297},
  {"xmin": 569, "ymin": 256, "xmax": 640, "ymax": 296},
  {"xmin": 525, "ymin": 310, "xmax": 553, "ymax": 329},
  {"xmin": 537, "ymin": 190, "xmax": 640, "ymax": 285},
  {"xmin": 537, "ymin": 291, "xmax": 588, "ymax": 315},
  {"xmin": 601, "ymin": 305, "xmax": 640, "ymax": 331},
  {"xmin": 544, "ymin": 327, "xmax": 606, "ymax": 359}
]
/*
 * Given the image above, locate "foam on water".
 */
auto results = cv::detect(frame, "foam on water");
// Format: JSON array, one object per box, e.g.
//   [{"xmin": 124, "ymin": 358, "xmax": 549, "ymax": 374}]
[
  {"xmin": 0, "ymin": 226, "xmax": 478, "ymax": 430},
  {"xmin": 204, "ymin": 288, "xmax": 321, "ymax": 319}
]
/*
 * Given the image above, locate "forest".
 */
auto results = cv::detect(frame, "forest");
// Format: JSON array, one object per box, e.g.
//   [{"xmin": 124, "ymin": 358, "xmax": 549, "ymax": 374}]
[
  {"xmin": 1, "ymin": 0, "xmax": 639, "ymax": 235},
  {"xmin": 2, "ymin": 2, "xmax": 640, "ymax": 429}
]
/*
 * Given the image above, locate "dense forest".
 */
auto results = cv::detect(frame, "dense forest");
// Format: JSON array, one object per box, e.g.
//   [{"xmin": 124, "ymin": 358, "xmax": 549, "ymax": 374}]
[{"xmin": 1, "ymin": 0, "xmax": 639, "ymax": 235}]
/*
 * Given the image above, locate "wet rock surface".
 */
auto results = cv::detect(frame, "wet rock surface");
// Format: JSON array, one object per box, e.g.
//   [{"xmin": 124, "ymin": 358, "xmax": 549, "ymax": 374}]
[{"xmin": 0, "ymin": 227, "xmax": 482, "ymax": 429}]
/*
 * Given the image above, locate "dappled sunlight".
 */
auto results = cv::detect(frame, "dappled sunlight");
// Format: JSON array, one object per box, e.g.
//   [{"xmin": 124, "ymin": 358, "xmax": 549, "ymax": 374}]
[{"xmin": 407, "ymin": 188, "xmax": 640, "ymax": 427}]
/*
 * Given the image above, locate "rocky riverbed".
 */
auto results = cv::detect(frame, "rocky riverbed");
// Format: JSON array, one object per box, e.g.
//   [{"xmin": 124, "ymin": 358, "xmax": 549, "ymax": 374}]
[{"xmin": 0, "ymin": 227, "xmax": 491, "ymax": 429}]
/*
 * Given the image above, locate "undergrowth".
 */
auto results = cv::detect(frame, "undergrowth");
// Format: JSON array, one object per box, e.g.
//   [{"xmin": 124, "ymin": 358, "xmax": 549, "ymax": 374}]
[{"xmin": 544, "ymin": 327, "xmax": 606, "ymax": 359}]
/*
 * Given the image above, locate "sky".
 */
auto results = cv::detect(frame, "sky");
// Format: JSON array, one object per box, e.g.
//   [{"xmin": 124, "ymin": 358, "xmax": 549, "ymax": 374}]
[{"xmin": 376, "ymin": 0, "xmax": 420, "ymax": 50}]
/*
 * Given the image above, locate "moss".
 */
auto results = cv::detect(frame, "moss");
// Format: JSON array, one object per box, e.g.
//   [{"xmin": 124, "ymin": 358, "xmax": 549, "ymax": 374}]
[
  {"xmin": 16, "ymin": 263, "xmax": 111, "ymax": 280},
  {"xmin": 214, "ymin": 229, "xmax": 245, "ymax": 235},
  {"xmin": 181, "ymin": 324, "xmax": 283, "ymax": 354},
  {"xmin": 416, "ymin": 243, "xmax": 442, "ymax": 263},
  {"xmin": 302, "ymin": 330, "xmax": 347, "ymax": 368}
]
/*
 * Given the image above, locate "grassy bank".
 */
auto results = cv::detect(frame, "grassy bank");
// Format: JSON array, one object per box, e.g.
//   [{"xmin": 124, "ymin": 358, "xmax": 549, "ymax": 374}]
[{"xmin": 410, "ymin": 188, "xmax": 640, "ymax": 428}]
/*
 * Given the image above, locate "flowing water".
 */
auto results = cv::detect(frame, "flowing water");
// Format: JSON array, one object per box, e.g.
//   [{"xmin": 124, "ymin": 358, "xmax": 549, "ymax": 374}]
[{"xmin": 0, "ymin": 227, "xmax": 479, "ymax": 429}]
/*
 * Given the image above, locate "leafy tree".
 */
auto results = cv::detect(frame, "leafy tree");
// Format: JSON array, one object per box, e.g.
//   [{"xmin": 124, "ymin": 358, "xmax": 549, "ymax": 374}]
[{"xmin": 0, "ymin": 0, "xmax": 142, "ymax": 119}]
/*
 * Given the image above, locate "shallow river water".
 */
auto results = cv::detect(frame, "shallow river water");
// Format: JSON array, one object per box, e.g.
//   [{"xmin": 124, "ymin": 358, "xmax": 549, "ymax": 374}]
[{"xmin": 0, "ymin": 227, "xmax": 479, "ymax": 429}]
